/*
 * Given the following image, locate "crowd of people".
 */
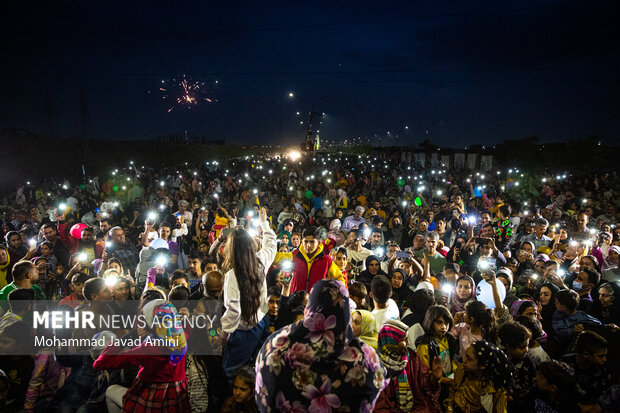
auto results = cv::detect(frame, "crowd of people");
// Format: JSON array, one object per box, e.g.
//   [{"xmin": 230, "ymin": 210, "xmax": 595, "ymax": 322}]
[{"xmin": 0, "ymin": 151, "xmax": 618, "ymax": 412}]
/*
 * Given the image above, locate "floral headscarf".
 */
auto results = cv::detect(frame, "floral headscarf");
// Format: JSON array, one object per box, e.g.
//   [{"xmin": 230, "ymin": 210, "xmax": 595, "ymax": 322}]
[
  {"xmin": 141, "ymin": 299, "xmax": 187, "ymax": 365},
  {"xmin": 255, "ymin": 279, "xmax": 388, "ymax": 412}
]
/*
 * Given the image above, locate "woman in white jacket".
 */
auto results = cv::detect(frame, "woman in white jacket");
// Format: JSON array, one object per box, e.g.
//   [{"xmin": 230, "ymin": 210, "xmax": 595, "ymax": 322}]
[{"xmin": 221, "ymin": 207, "xmax": 276, "ymax": 378}]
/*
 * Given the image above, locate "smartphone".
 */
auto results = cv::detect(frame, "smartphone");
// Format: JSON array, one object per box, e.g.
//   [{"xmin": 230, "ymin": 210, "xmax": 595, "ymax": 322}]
[
  {"xmin": 396, "ymin": 251, "xmax": 410, "ymax": 259},
  {"xmin": 176, "ymin": 213, "xmax": 181, "ymax": 218},
  {"xmin": 221, "ymin": 228, "xmax": 233, "ymax": 237},
  {"xmin": 282, "ymin": 271, "xmax": 292, "ymax": 284},
  {"xmin": 96, "ymin": 207, "xmax": 100, "ymax": 214}
]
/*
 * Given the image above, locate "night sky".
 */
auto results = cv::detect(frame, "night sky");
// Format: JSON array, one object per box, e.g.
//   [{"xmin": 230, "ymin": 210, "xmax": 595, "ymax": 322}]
[{"xmin": 2, "ymin": 0, "xmax": 619, "ymax": 146}]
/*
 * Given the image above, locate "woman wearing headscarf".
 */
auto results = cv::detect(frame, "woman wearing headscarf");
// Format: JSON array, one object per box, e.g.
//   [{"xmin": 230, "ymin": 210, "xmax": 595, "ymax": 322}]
[
  {"xmin": 389, "ymin": 267, "xmax": 411, "ymax": 310},
  {"xmin": 357, "ymin": 255, "xmax": 387, "ymax": 296},
  {"xmin": 352, "ymin": 309, "xmax": 379, "ymax": 350},
  {"xmin": 449, "ymin": 275, "xmax": 476, "ymax": 316},
  {"xmin": 255, "ymin": 279, "xmax": 388, "ymax": 412},
  {"xmin": 0, "ymin": 246, "xmax": 11, "ymax": 288},
  {"xmin": 336, "ymin": 189, "xmax": 348, "ymax": 210},
  {"xmin": 93, "ymin": 300, "xmax": 189, "ymax": 413},
  {"xmin": 374, "ymin": 319, "xmax": 443, "ymax": 413},
  {"xmin": 537, "ymin": 282, "xmax": 560, "ymax": 338},
  {"xmin": 445, "ymin": 340, "xmax": 515, "ymax": 413}
]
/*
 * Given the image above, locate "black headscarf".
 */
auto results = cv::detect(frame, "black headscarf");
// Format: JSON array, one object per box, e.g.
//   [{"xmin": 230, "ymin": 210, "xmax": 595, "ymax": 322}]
[
  {"xmin": 357, "ymin": 255, "xmax": 387, "ymax": 292},
  {"xmin": 401, "ymin": 288, "xmax": 435, "ymax": 327},
  {"xmin": 537, "ymin": 282, "xmax": 560, "ymax": 334},
  {"xmin": 389, "ymin": 267, "xmax": 410, "ymax": 309},
  {"xmin": 470, "ymin": 340, "xmax": 515, "ymax": 389}
]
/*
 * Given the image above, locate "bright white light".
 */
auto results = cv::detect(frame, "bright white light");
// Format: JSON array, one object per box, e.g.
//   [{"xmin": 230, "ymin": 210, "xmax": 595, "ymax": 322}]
[
  {"xmin": 105, "ymin": 277, "xmax": 117, "ymax": 287},
  {"xmin": 155, "ymin": 256, "xmax": 168, "ymax": 267},
  {"xmin": 248, "ymin": 228, "xmax": 258, "ymax": 237},
  {"xmin": 59, "ymin": 203, "xmax": 66, "ymax": 211},
  {"xmin": 148, "ymin": 212, "xmax": 157, "ymax": 221},
  {"xmin": 248, "ymin": 211, "xmax": 254, "ymax": 218},
  {"xmin": 159, "ymin": 204, "xmax": 165, "ymax": 210},
  {"xmin": 289, "ymin": 151, "xmax": 301, "ymax": 161},
  {"xmin": 441, "ymin": 284, "xmax": 452, "ymax": 294},
  {"xmin": 288, "ymin": 92, "xmax": 294, "ymax": 97},
  {"xmin": 478, "ymin": 260, "xmax": 490, "ymax": 270},
  {"xmin": 325, "ymin": 200, "xmax": 330, "ymax": 205},
  {"xmin": 436, "ymin": 190, "xmax": 443, "ymax": 196},
  {"xmin": 281, "ymin": 260, "xmax": 293, "ymax": 271},
  {"xmin": 160, "ymin": 181, "xmax": 165, "ymax": 186},
  {"xmin": 29, "ymin": 239, "xmax": 37, "ymax": 247},
  {"xmin": 78, "ymin": 253, "xmax": 87, "ymax": 262}
]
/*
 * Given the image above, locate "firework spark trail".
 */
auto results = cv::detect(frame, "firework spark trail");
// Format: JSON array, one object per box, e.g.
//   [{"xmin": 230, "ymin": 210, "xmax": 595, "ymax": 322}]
[{"xmin": 159, "ymin": 75, "xmax": 216, "ymax": 112}]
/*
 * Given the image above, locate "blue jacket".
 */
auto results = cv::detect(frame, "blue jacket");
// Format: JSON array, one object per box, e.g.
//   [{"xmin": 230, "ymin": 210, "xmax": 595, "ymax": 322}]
[{"xmin": 552, "ymin": 310, "xmax": 601, "ymax": 342}]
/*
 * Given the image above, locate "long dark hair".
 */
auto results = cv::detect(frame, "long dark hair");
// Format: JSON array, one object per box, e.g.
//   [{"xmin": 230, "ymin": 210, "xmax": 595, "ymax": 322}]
[
  {"xmin": 465, "ymin": 300, "xmax": 498, "ymax": 344},
  {"xmin": 224, "ymin": 228, "xmax": 263, "ymax": 326}
]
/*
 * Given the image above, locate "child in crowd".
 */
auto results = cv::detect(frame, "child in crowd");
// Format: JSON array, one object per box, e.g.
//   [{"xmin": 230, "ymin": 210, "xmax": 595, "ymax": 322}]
[
  {"xmin": 552, "ymin": 289, "xmax": 601, "ymax": 347},
  {"xmin": 532, "ymin": 360, "xmax": 580, "ymax": 413},
  {"xmin": 445, "ymin": 340, "xmax": 514, "ymax": 413},
  {"xmin": 351, "ymin": 309, "xmax": 378, "ymax": 350},
  {"xmin": 563, "ymin": 331, "xmax": 612, "ymax": 405},
  {"xmin": 515, "ymin": 315, "xmax": 551, "ymax": 366},
  {"xmin": 220, "ymin": 366, "xmax": 257, "ymax": 413},
  {"xmin": 59, "ymin": 272, "xmax": 89, "ymax": 309},
  {"xmin": 416, "ymin": 305, "xmax": 458, "ymax": 382},
  {"xmin": 371, "ymin": 274, "xmax": 400, "ymax": 331},
  {"xmin": 451, "ymin": 300, "xmax": 497, "ymax": 360},
  {"xmin": 348, "ymin": 280, "xmax": 368, "ymax": 310},
  {"xmin": 498, "ymin": 322, "xmax": 536, "ymax": 410},
  {"xmin": 93, "ymin": 300, "xmax": 190, "ymax": 412}
]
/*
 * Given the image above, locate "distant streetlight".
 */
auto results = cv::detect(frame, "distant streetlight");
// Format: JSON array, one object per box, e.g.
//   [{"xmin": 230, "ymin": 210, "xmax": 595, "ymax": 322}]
[{"xmin": 288, "ymin": 92, "xmax": 294, "ymax": 97}]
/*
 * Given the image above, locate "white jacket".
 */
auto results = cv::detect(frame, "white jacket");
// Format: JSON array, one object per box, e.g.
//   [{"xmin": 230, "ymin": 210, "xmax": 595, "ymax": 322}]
[{"xmin": 222, "ymin": 221, "xmax": 277, "ymax": 333}]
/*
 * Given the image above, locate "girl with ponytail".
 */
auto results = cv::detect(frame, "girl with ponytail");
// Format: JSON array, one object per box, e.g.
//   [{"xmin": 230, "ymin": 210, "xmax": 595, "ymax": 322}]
[{"xmin": 450, "ymin": 300, "xmax": 498, "ymax": 360}]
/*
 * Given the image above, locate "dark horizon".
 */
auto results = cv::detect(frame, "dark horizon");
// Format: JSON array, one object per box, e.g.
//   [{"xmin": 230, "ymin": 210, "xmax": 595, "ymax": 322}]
[{"xmin": 2, "ymin": 0, "xmax": 619, "ymax": 146}]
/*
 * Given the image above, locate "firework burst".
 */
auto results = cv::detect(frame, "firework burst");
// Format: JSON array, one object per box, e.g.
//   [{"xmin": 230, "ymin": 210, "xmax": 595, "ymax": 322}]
[{"xmin": 159, "ymin": 75, "xmax": 217, "ymax": 112}]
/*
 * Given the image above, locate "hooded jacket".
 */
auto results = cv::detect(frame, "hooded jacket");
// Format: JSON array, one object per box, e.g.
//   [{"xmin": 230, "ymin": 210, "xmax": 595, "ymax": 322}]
[{"xmin": 275, "ymin": 242, "xmax": 344, "ymax": 293}]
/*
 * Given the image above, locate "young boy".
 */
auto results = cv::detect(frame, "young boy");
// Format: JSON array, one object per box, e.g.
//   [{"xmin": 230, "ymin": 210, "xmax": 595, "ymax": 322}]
[
  {"xmin": 59, "ymin": 272, "xmax": 90, "ymax": 309},
  {"xmin": 348, "ymin": 281, "xmax": 367, "ymax": 310},
  {"xmin": 532, "ymin": 360, "xmax": 580, "ymax": 412},
  {"xmin": 552, "ymin": 289, "xmax": 601, "ymax": 346},
  {"xmin": 499, "ymin": 322, "xmax": 536, "ymax": 410},
  {"xmin": 515, "ymin": 315, "xmax": 550, "ymax": 367},
  {"xmin": 563, "ymin": 331, "xmax": 612, "ymax": 406},
  {"xmin": 169, "ymin": 271, "xmax": 190, "ymax": 290},
  {"xmin": 370, "ymin": 275, "xmax": 399, "ymax": 331},
  {"xmin": 266, "ymin": 286, "xmax": 281, "ymax": 334}
]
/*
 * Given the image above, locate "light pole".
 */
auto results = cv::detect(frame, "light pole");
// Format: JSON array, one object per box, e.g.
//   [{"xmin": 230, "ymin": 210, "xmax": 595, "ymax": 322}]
[{"xmin": 288, "ymin": 92, "xmax": 329, "ymax": 154}]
